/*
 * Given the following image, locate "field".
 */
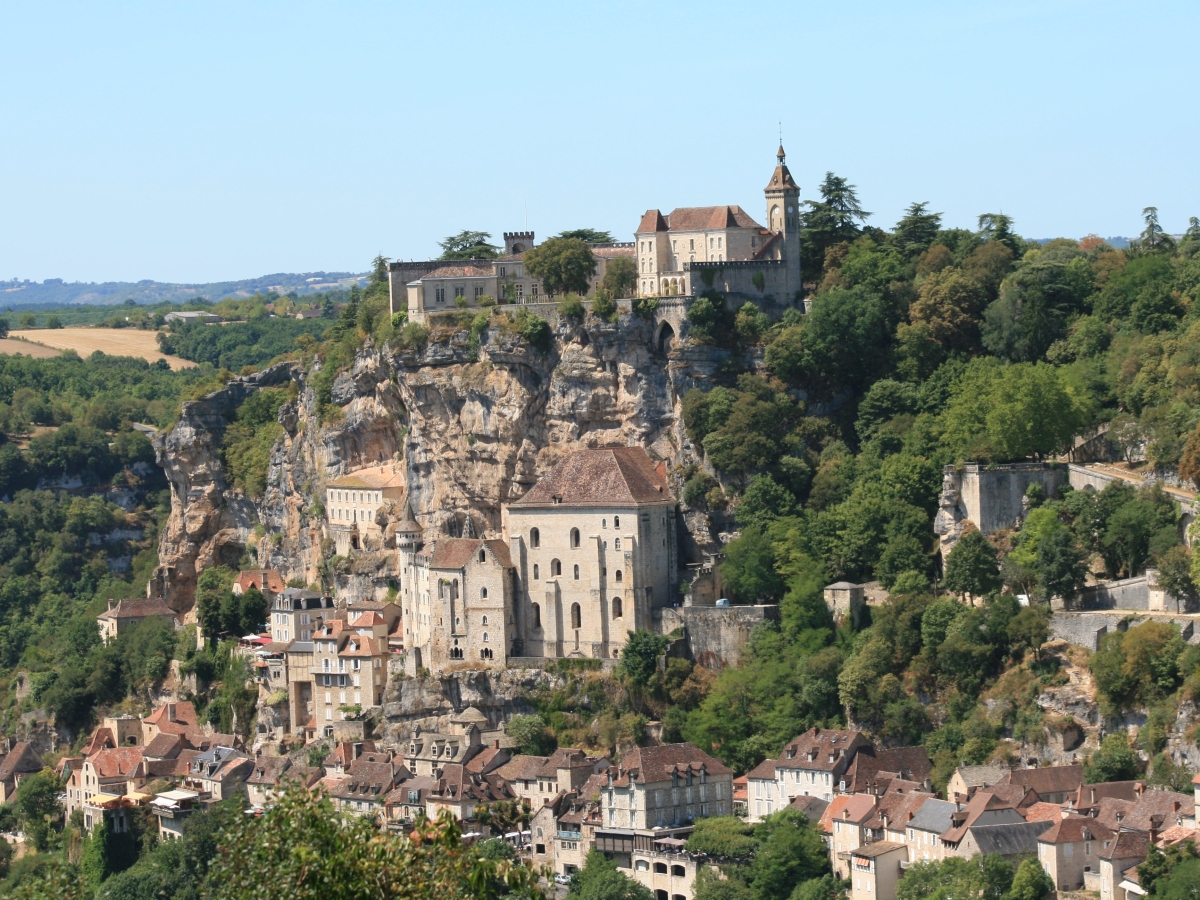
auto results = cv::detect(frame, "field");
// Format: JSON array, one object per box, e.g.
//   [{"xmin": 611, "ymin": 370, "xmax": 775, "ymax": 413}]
[
  {"xmin": 8, "ymin": 328, "xmax": 196, "ymax": 370},
  {"xmin": 0, "ymin": 337, "xmax": 64, "ymax": 359}
]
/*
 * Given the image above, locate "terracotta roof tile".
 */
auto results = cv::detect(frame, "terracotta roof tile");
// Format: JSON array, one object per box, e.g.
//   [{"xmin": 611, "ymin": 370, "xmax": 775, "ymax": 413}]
[
  {"xmin": 0, "ymin": 742, "xmax": 44, "ymax": 782},
  {"xmin": 637, "ymin": 210, "xmax": 668, "ymax": 233},
  {"xmin": 662, "ymin": 206, "xmax": 763, "ymax": 232},
  {"xmin": 997, "ymin": 764, "xmax": 1084, "ymax": 798},
  {"xmin": 87, "ymin": 747, "xmax": 145, "ymax": 779},
  {"xmin": 613, "ymin": 743, "xmax": 731, "ymax": 784},
  {"xmin": 1038, "ymin": 815, "xmax": 1113, "ymax": 844},
  {"xmin": 495, "ymin": 755, "xmax": 549, "ymax": 783},
  {"xmin": 417, "ymin": 265, "xmax": 493, "ymax": 280},
  {"xmin": 99, "ymin": 598, "xmax": 176, "ymax": 620},
  {"xmin": 1102, "ymin": 830, "xmax": 1149, "ymax": 861},
  {"xmin": 234, "ymin": 569, "xmax": 286, "ymax": 594},
  {"xmin": 1022, "ymin": 802, "xmax": 1064, "ymax": 823}
]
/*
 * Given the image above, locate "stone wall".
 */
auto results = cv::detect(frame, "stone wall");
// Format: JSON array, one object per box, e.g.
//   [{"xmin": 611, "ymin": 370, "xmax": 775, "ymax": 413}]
[
  {"xmin": 936, "ymin": 463, "xmax": 1068, "ymax": 555},
  {"xmin": 661, "ymin": 604, "xmax": 778, "ymax": 670},
  {"xmin": 1078, "ymin": 575, "xmax": 1150, "ymax": 611}
]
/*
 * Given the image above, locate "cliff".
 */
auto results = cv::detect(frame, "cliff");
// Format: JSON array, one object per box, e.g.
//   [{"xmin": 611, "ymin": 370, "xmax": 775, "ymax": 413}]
[{"xmin": 150, "ymin": 309, "xmax": 727, "ymax": 611}]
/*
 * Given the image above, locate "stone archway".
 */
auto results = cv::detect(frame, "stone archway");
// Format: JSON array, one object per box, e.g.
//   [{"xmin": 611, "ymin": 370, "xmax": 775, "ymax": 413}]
[{"xmin": 655, "ymin": 320, "xmax": 675, "ymax": 354}]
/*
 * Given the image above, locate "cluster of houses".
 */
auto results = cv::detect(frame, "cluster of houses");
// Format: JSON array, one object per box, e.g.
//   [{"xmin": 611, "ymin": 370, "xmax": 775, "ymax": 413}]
[{"xmin": 739, "ymin": 727, "xmax": 1199, "ymax": 900}]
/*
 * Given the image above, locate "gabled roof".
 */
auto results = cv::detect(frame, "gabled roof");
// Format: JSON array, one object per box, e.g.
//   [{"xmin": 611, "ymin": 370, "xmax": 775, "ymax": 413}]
[
  {"xmin": 1072, "ymin": 780, "xmax": 1142, "ymax": 811},
  {"xmin": 636, "ymin": 210, "xmax": 668, "ymax": 233},
  {"xmin": 495, "ymin": 754, "xmax": 549, "ymax": 783},
  {"xmin": 788, "ymin": 794, "xmax": 830, "ymax": 823},
  {"xmin": 428, "ymin": 538, "xmax": 513, "ymax": 571},
  {"xmin": 385, "ymin": 775, "xmax": 438, "ymax": 806},
  {"xmin": 1038, "ymin": 815, "xmax": 1113, "ymax": 844},
  {"xmin": 774, "ymin": 727, "xmax": 866, "ymax": 773},
  {"xmin": 906, "ymin": 798, "xmax": 958, "ymax": 834},
  {"xmin": 0, "ymin": 742, "xmax": 44, "ymax": 782},
  {"xmin": 535, "ymin": 748, "xmax": 601, "ymax": 778},
  {"xmin": 143, "ymin": 732, "xmax": 183, "ymax": 760},
  {"xmin": 324, "ymin": 741, "xmax": 377, "ymax": 769},
  {"xmin": 940, "ymin": 790, "xmax": 1023, "ymax": 845},
  {"xmin": 997, "ymin": 764, "xmax": 1084, "ymax": 798},
  {"xmin": 746, "ymin": 759, "xmax": 776, "ymax": 780},
  {"xmin": 1022, "ymin": 802, "xmax": 1064, "ymax": 824},
  {"xmin": 863, "ymin": 787, "xmax": 935, "ymax": 832},
  {"xmin": 1101, "ymin": 830, "xmax": 1149, "ymax": 862},
  {"xmin": 819, "ymin": 794, "xmax": 877, "ymax": 834},
  {"xmin": 86, "ymin": 747, "xmax": 145, "ymax": 779},
  {"xmin": 842, "ymin": 746, "xmax": 931, "ymax": 792},
  {"xmin": 1120, "ymin": 789, "xmax": 1195, "ymax": 832},
  {"xmin": 663, "ymin": 206, "xmax": 763, "ymax": 232},
  {"xmin": 610, "ymin": 743, "xmax": 731, "ymax": 785},
  {"xmin": 968, "ymin": 821, "xmax": 1053, "ymax": 856},
  {"xmin": 510, "ymin": 447, "xmax": 672, "ymax": 508},
  {"xmin": 350, "ymin": 612, "xmax": 385, "ymax": 628},
  {"xmin": 234, "ymin": 569, "xmax": 286, "ymax": 594},
  {"xmin": 247, "ymin": 756, "xmax": 293, "ymax": 786},
  {"xmin": 99, "ymin": 598, "xmax": 176, "ymax": 620},
  {"xmin": 952, "ymin": 765, "xmax": 1009, "ymax": 790},
  {"xmin": 465, "ymin": 745, "xmax": 509, "ymax": 775},
  {"xmin": 82, "ymin": 727, "xmax": 117, "ymax": 756}
]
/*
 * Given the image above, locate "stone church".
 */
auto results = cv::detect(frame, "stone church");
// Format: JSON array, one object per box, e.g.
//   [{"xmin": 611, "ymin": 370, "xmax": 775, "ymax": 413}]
[{"xmin": 397, "ymin": 446, "xmax": 678, "ymax": 674}]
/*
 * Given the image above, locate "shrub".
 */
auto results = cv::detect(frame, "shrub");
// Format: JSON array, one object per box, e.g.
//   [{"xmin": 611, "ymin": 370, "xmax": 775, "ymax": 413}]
[
  {"xmin": 558, "ymin": 294, "xmax": 585, "ymax": 319},
  {"xmin": 395, "ymin": 321, "xmax": 431, "ymax": 351},
  {"xmin": 591, "ymin": 291, "xmax": 617, "ymax": 322}
]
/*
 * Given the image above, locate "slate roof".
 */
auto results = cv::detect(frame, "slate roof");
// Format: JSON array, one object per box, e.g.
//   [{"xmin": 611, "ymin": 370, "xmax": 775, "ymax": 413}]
[
  {"xmin": 788, "ymin": 794, "xmax": 829, "ymax": 824},
  {"xmin": 968, "ymin": 820, "xmax": 1053, "ymax": 856},
  {"xmin": 906, "ymin": 798, "xmax": 958, "ymax": 834},
  {"xmin": 510, "ymin": 447, "xmax": 672, "ymax": 508},
  {"xmin": 952, "ymin": 765, "xmax": 1009, "ymax": 790},
  {"xmin": 1039, "ymin": 816, "xmax": 1114, "ymax": 845}
]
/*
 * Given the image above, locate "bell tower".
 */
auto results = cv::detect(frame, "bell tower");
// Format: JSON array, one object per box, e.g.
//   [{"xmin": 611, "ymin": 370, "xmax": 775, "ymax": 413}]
[{"xmin": 764, "ymin": 143, "xmax": 802, "ymax": 295}]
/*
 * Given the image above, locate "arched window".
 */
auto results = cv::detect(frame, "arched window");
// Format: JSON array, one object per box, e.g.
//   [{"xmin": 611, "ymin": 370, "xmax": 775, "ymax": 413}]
[
  {"xmin": 551, "ymin": 559, "xmax": 561, "ymax": 577},
  {"xmin": 602, "ymin": 519, "xmax": 607, "ymax": 529},
  {"xmin": 615, "ymin": 570, "xmax": 622, "ymax": 582},
  {"xmin": 530, "ymin": 528, "xmax": 540, "ymax": 548},
  {"xmin": 479, "ymin": 549, "xmax": 486, "ymax": 563},
  {"xmin": 533, "ymin": 564, "xmax": 540, "ymax": 580},
  {"xmin": 614, "ymin": 516, "xmax": 620, "ymax": 528},
  {"xmin": 482, "ymin": 615, "xmax": 488, "ymax": 626},
  {"xmin": 573, "ymin": 564, "xmax": 580, "ymax": 580},
  {"xmin": 571, "ymin": 603, "xmax": 581, "ymax": 629},
  {"xmin": 570, "ymin": 528, "xmax": 580, "ymax": 548},
  {"xmin": 480, "ymin": 587, "xmax": 488, "ymax": 599},
  {"xmin": 483, "ymin": 632, "xmax": 489, "ymax": 643},
  {"xmin": 451, "ymin": 579, "xmax": 459, "ymax": 599},
  {"xmin": 615, "ymin": 538, "xmax": 621, "ymax": 550},
  {"xmin": 532, "ymin": 603, "xmax": 541, "ymax": 628},
  {"xmin": 612, "ymin": 597, "xmax": 622, "ymax": 619}
]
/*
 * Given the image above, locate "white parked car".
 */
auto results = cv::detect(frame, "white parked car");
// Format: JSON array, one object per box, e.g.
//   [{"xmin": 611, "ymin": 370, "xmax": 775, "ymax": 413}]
[{"xmin": 553, "ymin": 873, "xmax": 572, "ymax": 885}]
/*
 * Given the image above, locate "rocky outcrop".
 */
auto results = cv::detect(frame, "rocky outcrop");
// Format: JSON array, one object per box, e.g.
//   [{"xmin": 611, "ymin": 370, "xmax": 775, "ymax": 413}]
[{"xmin": 152, "ymin": 309, "xmax": 726, "ymax": 611}]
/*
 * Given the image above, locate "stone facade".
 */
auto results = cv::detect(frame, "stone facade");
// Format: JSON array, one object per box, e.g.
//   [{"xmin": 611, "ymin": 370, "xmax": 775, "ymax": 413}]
[
  {"xmin": 635, "ymin": 145, "xmax": 802, "ymax": 304},
  {"xmin": 935, "ymin": 462, "xmax": 1068, "ymax": 556},
  {"xmin": 325, "ymin": 464, "xmax": 406, "ymax": 556}
]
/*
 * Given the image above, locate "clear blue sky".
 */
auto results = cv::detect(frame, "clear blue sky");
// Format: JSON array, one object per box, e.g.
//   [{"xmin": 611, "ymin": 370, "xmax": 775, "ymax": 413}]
[{"xmin": 3, "ymin": 1, "xmax": 1198, "ymax": 284}]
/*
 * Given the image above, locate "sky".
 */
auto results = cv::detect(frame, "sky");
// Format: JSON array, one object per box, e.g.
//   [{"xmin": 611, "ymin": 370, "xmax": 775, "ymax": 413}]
[{"xmin": 2, "ymin": 1, "xmax": 1199, "ymax": 284}]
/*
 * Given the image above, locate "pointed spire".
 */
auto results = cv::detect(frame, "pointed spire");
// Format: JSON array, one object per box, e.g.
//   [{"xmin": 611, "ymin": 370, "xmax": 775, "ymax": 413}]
[{"xmin": 777, "ymin": 143, "xmax": 786, "ymax": 163}]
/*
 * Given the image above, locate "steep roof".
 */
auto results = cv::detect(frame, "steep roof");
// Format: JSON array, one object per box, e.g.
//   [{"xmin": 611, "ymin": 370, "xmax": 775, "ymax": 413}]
[
  {"xmin": 510, "ymin": 447, "xmax": 671, "ymax": 508},
  {"xmin": 746, "ymin": 759, "xmax": 776, "ymax": 780},
  {"xmin": 1038, "ymin": 816, "xmax": 1113, "ymax": 844},
  {"xmin": 1101, "ymin": 830, "xmax": 1149, "ymax": 862},
  {"xmin": 1022, "ymin": 802, "xmax": 1064, "ymax": 824},
  {"xmin": 234, "ymin": 569, "xmax": 286, "ymax": 594},
  {"xmin": 247, "ymin": 756, "xmax": 293, "ymax": 786},
  {"xmin": 952, "ymin": 765, "xmax": 1009, "ymax": 790},
  {"xmin": 99, "ymin": 598, "xmax": 176, "ymax": 620},
  {"xmin": 863, "ymin": 787, "xmax": 935, "ymax": 832},
  {"xmin": 1073, "ymin": 780, "xmax": 1142, "ymax": 811},
  {"xmin": 0, "ymin": 742, "xmax": 44, "ymax": 783},
  {"xmin": 495, "ymin": 755, "xmax": 549, "ymax": 783},
  {"xmin": 428, "ymin": 538, "xmax": 514, "ymax": 571},
  {"xmin": 842, "ymin": 745, "xmax": 931, "ymax": 792},
  {"xmin": 1120, "ymin": 789, "xmax": 1195, "ymax": 832},
  {"xmin": 636, "ymin": 210, "xmax": 668, "ymax": 233},
  {"xmin": 612, "ymin": 743, "xmax": 732, "ymax": 785},
  {"xmin": 907, "ymin": 798, "xmax": 958, "ymax": 834},
  {"xmin": 998, "ymin": 764, "xmax": 1083, "ymax": 798},
  {"xmin": 819, "ymin": 794, "xmax": 877, "ymax": 833},
  {"xmin": 968, "ymin": 821, "xmax": 1053, "ymax": 856},
  {"xmin": 87, "ymin": 747, "xmax": 145, "ymax": 779},
  {"xmin": 82, "ymin": 727, "xmax": 117, "ymax": 756},
  {"xmin": 788, "ymin": 794, "xmax": 829, "ymax": 823},
  {"xmin": 941, "ymin": 790, "xmax": 1023, "ymax": 845},
  {"xmin": 143, "ymin": 733, "xmax": 183, "ymax": 760},
  {"xmin": 775, "ymin": 727, "xmax": 865, "ymax": 773},
  {"xmin": 664, "ymin": 206, "xmax": 763, "ymax": 232},
  {"xmin": 465, "ymin": 745, "xmax": 509, "ymax": 775}
]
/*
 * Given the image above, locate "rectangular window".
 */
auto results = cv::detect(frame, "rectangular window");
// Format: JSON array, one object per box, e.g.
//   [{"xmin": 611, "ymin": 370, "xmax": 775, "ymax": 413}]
[
  {"xmin": 454, "ymin": 286, "xmax": 465, "ymax": 298},
  {"xmin": 499, "ymin": 267, "xmax": 506, "ymax": 276},
  {"xmin": 516, "ymin": 284, "xmax": 524, "ymax": 299},
  {"xmin": 435, "ymin": 287, "xmax": 445, "ymax": 303}
]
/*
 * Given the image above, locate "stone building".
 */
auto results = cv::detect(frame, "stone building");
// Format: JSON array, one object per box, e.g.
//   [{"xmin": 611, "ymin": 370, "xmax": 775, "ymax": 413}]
[
  {"xmin": 97, "ymin": 597, "xmax": 178, "ymax": 644},
  {"xmin": 394, "ymin": 231, "xmax": 635, "ymax": 323},
  {"xmin": 1037, "ymin": 816, "xmax": 1114, "ymax": 891},
  {"xmin": 503, "ymin": 446, "xmax": 678, "ymax": 662},
  {"xmin": 634, "ymin": 145, "xmax": 802, "ymax": 303},
  {"xmin": 325, "ymin": 464, "xmax": 407, "ymax": 555},
  {"xmin": 270, "ymin": 588, "xmax": 334, "ymax": 643},
  {"xmin": 746, "ymin": 728, "xmax": 872, "ymax": 812}
]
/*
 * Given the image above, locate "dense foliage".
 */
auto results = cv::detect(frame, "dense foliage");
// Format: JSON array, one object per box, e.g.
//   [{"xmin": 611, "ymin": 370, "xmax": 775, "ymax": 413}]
[{"xmin": 158, "ymin": 316, "xmax": 330, "ymax": 370}]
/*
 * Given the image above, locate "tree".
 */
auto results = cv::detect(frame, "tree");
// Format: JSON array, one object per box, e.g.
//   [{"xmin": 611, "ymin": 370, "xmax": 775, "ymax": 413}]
[
  {"xmin": 46, "ymin": 315, "xmax": 63, "ymax": 329},
  {"xmin": 892, "ymin": 202, "xmax": 942, "ymax": 256},
  {"xmin": 16, "ymin": 769, "xmax": 61, "ymax": 851},
  {"xmin": 977, "ymin": 213, "xmax": 1019, "ymax": 251},
  {"xmin": 202, "ymin": 786, "xmax": 540, "ymax": 900},
  {"xmin": 556, "ymin": 229, "xmax": 614, "ymax": 244},
  {"xmin": 748, "ymin": 810, "xmax": 831, "ymax": 900},
  {"xmin": 1035, "ymin": 527, "xmax": 1089, "ymax": 604},
  {"xmin": 506, "ymin": 714, "xmax": 554, "ymax": 756},
  {"xmin": 943, "ymin": 530, "xmax": 1001, "ymax": 600},
  {"xmin": 1138, "ymin": 840, "xmax": 1199, "ymax": 896},
  {"xmin": 736, "ymin": 475, "xmax": 798, "ymax": 529},
  {"xmin": 438, "ymin": 230, "xmax": 500, "ymax": 260},
  {"xmin": 524, "ymin": 238, "xmax": 598, "ymax": 297},
  {"xmin": 910, "ymin": 268, "xmax": 988, "ymax": 353},
  {"xmin": 618, "ymin": 630, "xmax": 669, "ymax": 691},
  {"xmin": 800, "ymin": 173, "xmax": 871, "ymax": 281},
  {"xmin": 568, "ymin": 851, "xmax": 654, "ymax": 900},
  {"xmin": 721, "ymin": 525, "xmax": 785, "ymax": 602},
  {"xmin": 602, "ymin": 256, "xmax": 637, "ymax": 299},
  {"xmin": 1155, "ymin": 544, "xmax": 1194, "ymax": 612},
  {"xmin": 1134, "ymin": 206, "xmax": 1175, "ymax": 255},
  {"xmin": 0, "ymin": 316, "xmax": 8, "ymax": 339},
  {"xmin": 1005, "ymin": 858, "xmax": 1054, "ymax": 900},
  {"xmin": 1085, "ymin": 733, "xmax": 1139, "ymax": 783},
  {"xmin": 81, "ymin": 817, "xmax": 112, "ymax": 888}
]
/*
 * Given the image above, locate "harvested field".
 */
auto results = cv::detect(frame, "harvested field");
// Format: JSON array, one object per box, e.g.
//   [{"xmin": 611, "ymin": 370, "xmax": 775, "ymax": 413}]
[
  {"xmin": 9, "ymin": 328, "xmax": 196, "ymax": 370},
  {"xmin": 0, "ymin": 337, "xmax": 63, "ymax": 359}
]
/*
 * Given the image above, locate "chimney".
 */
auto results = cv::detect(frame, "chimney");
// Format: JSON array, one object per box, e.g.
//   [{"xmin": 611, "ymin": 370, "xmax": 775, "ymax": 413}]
[
  {"xmin": 166, "ymin": 703, "xmax": 176, "ymax": 723},
  {"xmin": 262, "ymin": 572, "xmax": 268, "ymax": 589},
  {"xmin": 907, "ymin": 812, "xmax": 915, "ymax": 822},
  {"xmin": 107, "ymin": 599, "xmax": 116, "ymax": 611},
  {"xmin": 1090, "ymin": 787, "xmax": 1096, "ymax": 805},
  {"xmin": 1173, "ymin": 801, "xmax": 1181, "ymax": 813},
  {"xmin": 1135, "ymin": 783, "xmax": 1145, "ymax": 796},
  {"xmin": 494, "ymin": 740, "xmax": 500, "ymax": 750}
]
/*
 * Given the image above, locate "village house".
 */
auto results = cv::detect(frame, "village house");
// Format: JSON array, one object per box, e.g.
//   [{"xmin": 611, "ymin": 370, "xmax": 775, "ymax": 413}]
[
  {"xmin": 180, "ymin": 745, "xmax": 253, "ymax": 802},
  {"xmin": 1037, "ymin": 816, "xmax": 1114, "ymax": 891},
  {"xmin": 938, "ymin": 789, "xmax": 1027, "ymax": 857},
  {"xmin": 233, "ymin": 569, "xmax": 286, "ymax": 605},
  {"xmin": 945, "ymin": 764, "xmax": 1009, "ymax": 801},
  {"xmin": 270, "ymin": 588, "xmax": 334, "ymax": 644},
  {"xmin": 859, "ymin": 781, "xmax": 937, "ymax": 846},
  {"xmin": 1099, "ymin": 831, "xmax": 1149, "ymax": 900},
  {"xmin": 746, "ymin": 728, "xmax": 872, "ymax": 816},
  {"xmin": 996, "ymin": 763, "xmax": 1084, "ymax": 805},
  {"xmin": 0, "ymin": 741, "xmax": 44, "ymax": 803},
  {"xmin": 401, "ymin": 710, "xmax": 486, "ymax": 777},
  {"xmin": 325, "ymin": 464, "xmax": 407, "ymax": 555},
  {"xmin": 96, "ymin": 597, "xmax": 178, "ymax": 644},
  {"xmin": 958, "ymin": 820, "xmax": 1052, "ymax": 861},
  {"xmin": 383, "ymin": 775, "xmax": 438, "ymax": 827},
  {"xmin": 848, "ymin": 841, "xmax": 907, "ymax": 900},
  {"xmin": 329, "ymin": 750, "xmax": 410, "ymax": 820},
  {"xmin": 821, "ymin": 794, "xmax": 877, "ymax": 879},
  {"xmin": 902, "ymin": 798, "xmax": 957, "ymax": 864},
  {"xmin": 531, "ymin": 776, "xmax": 604, "ymax": 880},
  {"xmin": 245, "ymin": 755, "xmax": 322, "ymax": 809},
  {"xmin": 424, "ymin": 761, "xmax": 516, "ymax": 821},
  {"xmin": 597, "ymin": 743, "xmax": 733, "ymax": 833},
  {"xmin": 150, "ymin": 788, "xmax": 202, "ymax": 840}
]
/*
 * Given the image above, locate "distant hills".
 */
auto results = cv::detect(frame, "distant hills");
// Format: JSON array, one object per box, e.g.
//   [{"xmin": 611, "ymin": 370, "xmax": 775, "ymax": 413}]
[{"xmin": 0, "ymin": 271, "xmax": 369, "ymax": 309}]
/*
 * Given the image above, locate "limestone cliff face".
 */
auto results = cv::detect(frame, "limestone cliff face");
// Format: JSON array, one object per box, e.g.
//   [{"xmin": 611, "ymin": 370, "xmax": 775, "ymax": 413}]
[{"xmin": 152, "ymin": 310, "xmax": 726, "ymax": 611}]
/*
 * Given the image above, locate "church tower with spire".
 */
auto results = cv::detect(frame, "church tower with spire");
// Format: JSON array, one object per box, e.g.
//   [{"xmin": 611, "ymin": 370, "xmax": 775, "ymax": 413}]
[{"xmin": 764, "ymin": 143, "xmax": 802, "ymax": 294}]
